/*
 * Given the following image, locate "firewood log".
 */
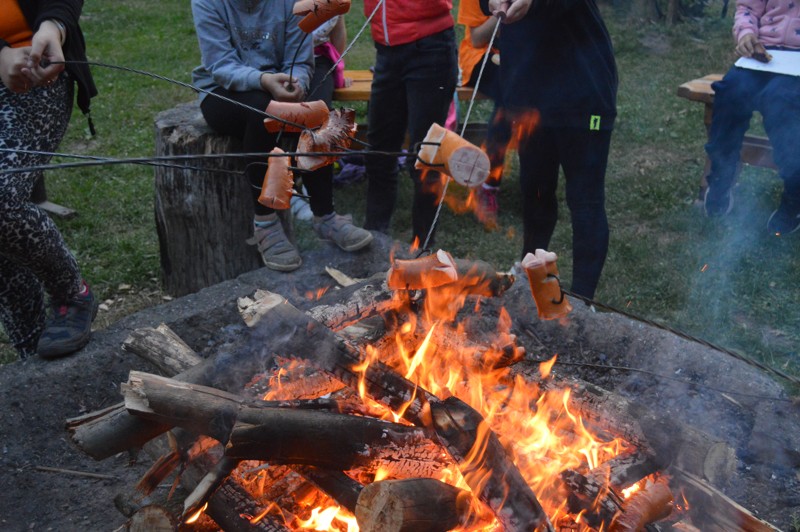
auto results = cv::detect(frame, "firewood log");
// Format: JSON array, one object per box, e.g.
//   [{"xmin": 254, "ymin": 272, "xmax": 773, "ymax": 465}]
[
  {"xmin": 354, "ymin": 478, "xmax": 472, "ymax": 532},
  {"xmin": 126, "ymin": 504, "xmax": 175, "ymax": 532},
  {"xmin": 430, "ymin": 395, "xmax": 555, "ymax": 532},
  {"xmin": 122, "ymin": 371, "xmax": 446, "ymax": 474},
  {"xmin": 672, "ymin": 469, "xmax": 781, "ymax": 532},
  {"xmin": 67, "ymin": 282, "xmax": 397, "ymax": 460},
  {"xmin": 291, "ymin": 465, "xmax": 363, "ymax": 513},
  {"xmin": 121, "ymin": 323, "xmax": 201, "ymax": 375}
]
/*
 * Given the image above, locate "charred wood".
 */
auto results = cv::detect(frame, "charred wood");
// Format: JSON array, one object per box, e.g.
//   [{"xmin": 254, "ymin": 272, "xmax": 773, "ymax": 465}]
[{"xmin": 430, "ymin": 396, "xmax": 555, "ymax": 532}]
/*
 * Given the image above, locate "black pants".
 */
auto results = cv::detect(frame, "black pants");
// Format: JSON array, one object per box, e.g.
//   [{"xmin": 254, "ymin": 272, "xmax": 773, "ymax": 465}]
[
  {"xmin": 466, "ymin": 61, "xmax": 511, "ymax": 187},
  {"xmin": 364, "ymin": 28, "xmax": 458, "ymax": 244},
  {"xmin": 518, "ymin": 125, "xmax": 612, "ymax": 299},
  {"xmin": 199, "ymin": 57, "xmax": 335, "ymax": 217}
]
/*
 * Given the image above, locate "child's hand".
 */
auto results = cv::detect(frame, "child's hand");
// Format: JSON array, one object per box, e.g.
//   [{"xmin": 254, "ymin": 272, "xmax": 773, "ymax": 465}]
[
  {"xmin": 736, "ymin": 34, "xmax": 759, "ymax": 57},
  {"xmin": 261, "ymin": 72, "xmax": 305, "ymax": 101},
  {"xmin": 504, "ymin": 0, "xmax": 533, "ymax": 22}
]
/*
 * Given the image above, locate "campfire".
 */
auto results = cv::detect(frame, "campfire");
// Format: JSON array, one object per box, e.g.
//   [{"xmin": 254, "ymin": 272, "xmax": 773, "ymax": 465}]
[{"xmin": 66, "ymin": 252, "xmax": 780, "ymax": 532}]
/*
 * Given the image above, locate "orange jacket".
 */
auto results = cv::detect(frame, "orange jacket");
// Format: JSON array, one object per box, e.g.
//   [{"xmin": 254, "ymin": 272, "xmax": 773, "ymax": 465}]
[{"xmin": 364, "ymin": 0, "xmax": 454, "ymax": 46}]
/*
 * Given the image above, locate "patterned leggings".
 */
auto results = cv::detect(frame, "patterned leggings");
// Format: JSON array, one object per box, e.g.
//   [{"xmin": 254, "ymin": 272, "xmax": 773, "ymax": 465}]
[{"xmin": 0, "ymin": 75, "xmax": 82, "ymax": 354}]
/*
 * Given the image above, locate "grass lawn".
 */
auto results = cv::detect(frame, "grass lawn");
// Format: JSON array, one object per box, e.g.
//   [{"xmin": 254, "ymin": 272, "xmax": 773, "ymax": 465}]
[{"xmin": 2, "ymin": 0, "xmax": 798, "ymax": 385}]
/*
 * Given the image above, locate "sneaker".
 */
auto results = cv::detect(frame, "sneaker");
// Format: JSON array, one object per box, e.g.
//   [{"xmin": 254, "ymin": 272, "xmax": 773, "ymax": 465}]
[
  {"xmin": 313, "ymin": 213, "xmax": 373, "ymax": 252},
  {"xmin": 767, "ymin": 197, "xmax": 800, "ymax": 236},
  {"xmin": 476, "ymin": 185, "xmax": 499, "ymax": 228},
  {"xmin": 703, "ymin": 185, "xmax": 733, "ymax": 217},
  {"xmin": 37, "ymin": 281, "xmax": 98, "ymax": 359},
  {"xmin": 248, "ymin": 217, "xmax": 302, "ymax": 271}
]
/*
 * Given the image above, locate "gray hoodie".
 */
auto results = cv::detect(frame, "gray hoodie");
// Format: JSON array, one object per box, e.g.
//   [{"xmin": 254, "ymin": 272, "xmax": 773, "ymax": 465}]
[{"xmin": 191, "ymin": 0, "xmax": 313, "ymax": 100}]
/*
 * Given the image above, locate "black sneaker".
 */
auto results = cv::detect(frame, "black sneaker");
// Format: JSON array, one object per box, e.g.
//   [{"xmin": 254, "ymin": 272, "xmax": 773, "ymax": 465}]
[
  {"xmin": 767, "ymin": 198, "xmax": 800, "ymax": 236},
  {"xmin": 703, "ymin": 185, "xmax": 733, "ymax": 217},
  {"xmin": 37, "ymin": 281, "xmax": 98, "ymax": 359}
]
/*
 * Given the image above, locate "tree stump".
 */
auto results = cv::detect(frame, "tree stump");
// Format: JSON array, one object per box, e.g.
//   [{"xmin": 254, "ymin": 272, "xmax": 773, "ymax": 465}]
[{"xmin": 154, "ymin": 101, "xmax": 263, "ymax": 296}]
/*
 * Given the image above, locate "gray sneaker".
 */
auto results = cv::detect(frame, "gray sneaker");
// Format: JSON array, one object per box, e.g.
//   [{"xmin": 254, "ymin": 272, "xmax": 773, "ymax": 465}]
[
  {"xmin": 248, "ymin": 218, "xmax": 302, "ymax": 271},
  {"xmin": 313, "ymin": 213, "xmax": 373, "ymax": 252}
]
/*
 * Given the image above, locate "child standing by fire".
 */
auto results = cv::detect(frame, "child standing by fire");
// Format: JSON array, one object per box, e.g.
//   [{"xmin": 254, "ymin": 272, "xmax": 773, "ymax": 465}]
[
  {"xmin": 483, "ymin": 0, "xmax": 618, "ymax": 299},
  {"xmin": 361, "ymin": 0, "xmax": 458, "ymax": 246},
  {"xmin": 191, "ymin": 0, "xmax": 372, "ymax": 273},
  {"xmin": 701, "ymin": 0, "xmax": 800, "ymax": 235}
]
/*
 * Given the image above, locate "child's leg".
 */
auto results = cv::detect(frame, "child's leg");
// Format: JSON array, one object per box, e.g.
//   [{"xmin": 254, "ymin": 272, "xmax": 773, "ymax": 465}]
[
  {"xmin": 704, "ymin": 68, "xmax": 763, "ymax": 192},
  {"xmin": 200, "ymin": 88, "xmax": 277, "ymax": 216},
  {"xmin": 559, "ymin": 127, "xmax": 612, "ymax": 299},
  {"xmin": 364, "ymin": 45, "xmax": 409, "ymax": 233},
  {"xmin": 760, "ymin": 73, "xmax": 800, "ymax": 204},
  {"xmin": 518, "ymin": 126, "xmax": 561, "ymax": 257},
  {"xmin": 402, "ymin": 29, "xmax": 458, "ymax": 244}
]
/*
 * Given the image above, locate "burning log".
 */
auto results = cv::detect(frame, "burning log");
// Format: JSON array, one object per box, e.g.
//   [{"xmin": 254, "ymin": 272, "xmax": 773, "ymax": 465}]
[
  {"xmin": 608, "ymin": 477, "xmax": 673, "ymax": 532},
  {"xmin": 68, "ymin": 284, "xmax": 395, "ymax": 460},
  {"xmin": 263, "ymin": 100, "xmax": 328, "ymax": 133},
  {"xmin": 354, "ymin": 478, "xmax": 473, "ymax": 532},
  {"xmin": 560, "ymin": 451, "xmax": 660, "ymax": 528},
  {"xmin": 415, "ymin": 123, "xmax": 490, "ymax": 187},
  {"xmin": 512, "ymin": 366, "xmax": 739, "ymax": 486},
  {"xmin": 293, "ymin": 0, "xmax": 351, "ymax": 33},
  {"xmin": 257, "ymin": 148, "xmax": 294, "ymax": 210},
  {"xmin": 430, "ymin": 395, "xmax": 555, "ymax": 532},
  {"xmin": 292, "ymin": 466, "xmax": 363, "ymax": 514},
  {"xmin": 238, "ymin": 291, "xmax": 439, "ymax": 426},
  {"xmin": 585, "ymin": 451, "xmax": 659, "ymax": 492},
  {"xmin": 121, "ymin": 371, "xmax": 446, "ymax": 474},
  {"xmin": 183, "ymin": 456, "xmax": 239, "ymax": 521},
  {"xmin": 296, "ymin": 108, "xmax": 357, "ymax": 171}
]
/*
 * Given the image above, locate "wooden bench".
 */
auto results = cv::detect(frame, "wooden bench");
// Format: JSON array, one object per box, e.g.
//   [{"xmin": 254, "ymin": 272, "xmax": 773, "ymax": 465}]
[{"xmin": 677, "ymin": 74, "xmax": 776, "ymax": 199}]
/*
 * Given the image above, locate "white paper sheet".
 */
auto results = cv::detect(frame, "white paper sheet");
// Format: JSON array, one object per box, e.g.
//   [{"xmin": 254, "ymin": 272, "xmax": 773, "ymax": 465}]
[{"xmin": 734, "ymin": 49, "xmax": 800, "ymax": 77}]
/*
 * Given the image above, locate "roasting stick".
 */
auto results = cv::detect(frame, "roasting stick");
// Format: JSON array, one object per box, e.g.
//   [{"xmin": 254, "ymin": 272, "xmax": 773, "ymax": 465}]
[{"xmin": 421, "ymin": 13, "xmax": 504, "ymax": 251}]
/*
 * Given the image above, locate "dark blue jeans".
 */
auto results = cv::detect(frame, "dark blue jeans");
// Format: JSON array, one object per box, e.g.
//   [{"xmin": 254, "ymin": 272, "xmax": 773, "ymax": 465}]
[
  {"xmin": 518, "ymin": 124, "xmax": 612, "ymax": 299},
  {"xmin": 364, "ymin": 28, "xmax": 458, "ymax": 244},
  {"xmin": 705, "ymin": 66, "xmax": 800, "ymax": 203}
]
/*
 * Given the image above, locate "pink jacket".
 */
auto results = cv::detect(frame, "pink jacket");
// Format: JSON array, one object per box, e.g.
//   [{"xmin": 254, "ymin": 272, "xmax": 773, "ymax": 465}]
[{"xmin": 734, "ymin": 0, "xmax": 800, "ymax": 48}]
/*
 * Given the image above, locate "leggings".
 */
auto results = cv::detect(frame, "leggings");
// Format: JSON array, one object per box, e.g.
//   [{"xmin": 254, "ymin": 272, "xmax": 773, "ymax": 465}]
[
  {"xmin": 518, "ymin": 124, "xmax": 612, "ymax": 299},
  {"xmin": 0, "ymin": 75, "xmax": 81, "ymax": 353}
]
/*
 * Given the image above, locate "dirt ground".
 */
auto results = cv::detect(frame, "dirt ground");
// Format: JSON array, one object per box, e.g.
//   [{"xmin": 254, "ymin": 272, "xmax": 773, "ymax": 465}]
[{"xmin": 0, "ymin": 232, "xmax": 798, "ymax": 531}]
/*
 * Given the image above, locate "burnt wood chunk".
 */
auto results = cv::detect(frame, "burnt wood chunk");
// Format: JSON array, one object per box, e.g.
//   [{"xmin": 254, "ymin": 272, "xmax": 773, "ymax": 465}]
[{"xmin": 430, "ymin": 396, "xmax": 555, "ymax": 532}]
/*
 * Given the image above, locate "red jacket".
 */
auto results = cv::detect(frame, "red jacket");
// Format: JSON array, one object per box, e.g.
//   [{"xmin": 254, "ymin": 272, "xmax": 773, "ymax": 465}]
[{"xmin": 364, "ymin": 0, "xmax": 454, "ymax": 46}]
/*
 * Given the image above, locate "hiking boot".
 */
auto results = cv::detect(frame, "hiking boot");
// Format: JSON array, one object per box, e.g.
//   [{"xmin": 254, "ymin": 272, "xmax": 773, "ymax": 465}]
[
  {"xmin": 313, "ymin": 213, "xmax": 373, "ymax": 252},
  {"xmin": 476, "ymin": 185, "xmax": 499, "ymax": 228},
  {"xmin": 37, "ymin": 281, "xmax": 98, "ymax": 359},
  {"xmin": 248, "ymin": 217, "xmax": 302, "ymax": 271},
  {"xmin": 703, "ymin": 184, "xmax": 733, "ymax": 217},
  {"xmin": 767, "ymin": 197, "xmax": 800, "ymax": 236}
]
